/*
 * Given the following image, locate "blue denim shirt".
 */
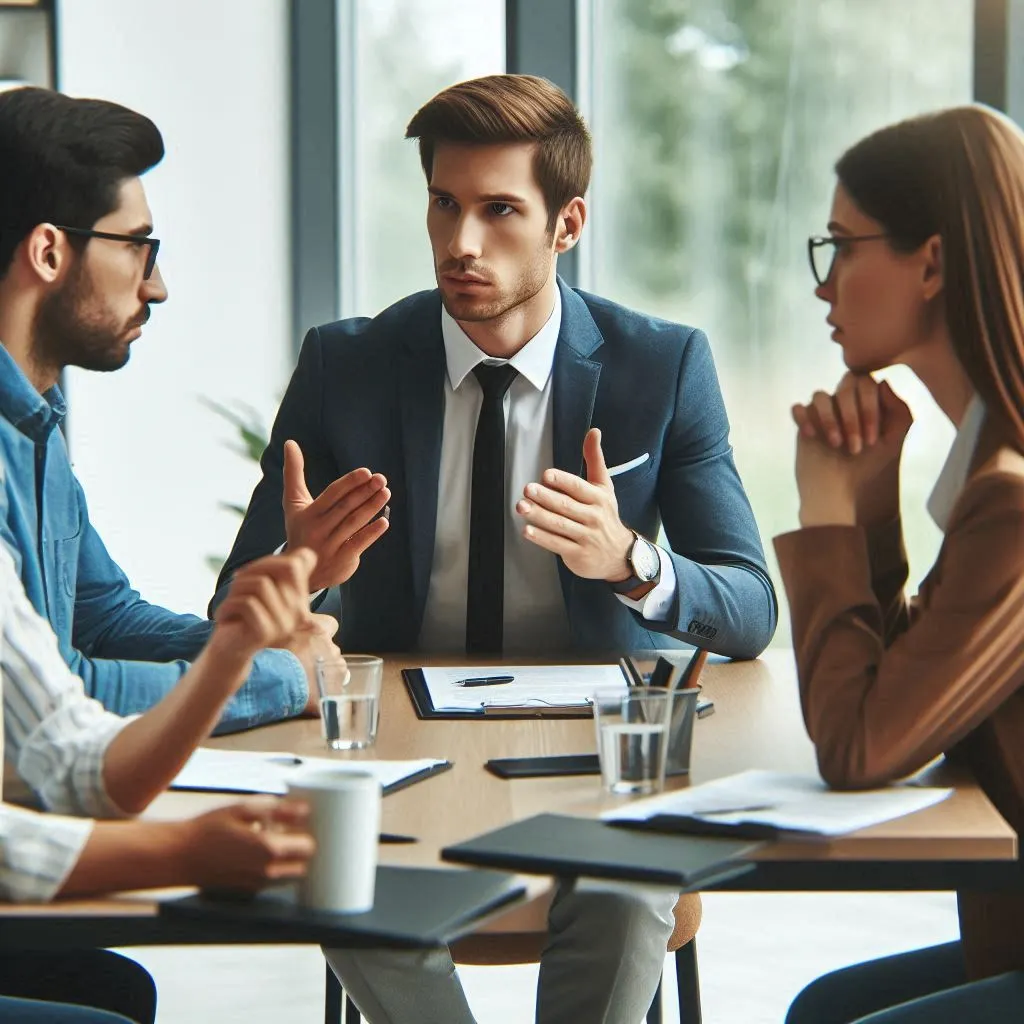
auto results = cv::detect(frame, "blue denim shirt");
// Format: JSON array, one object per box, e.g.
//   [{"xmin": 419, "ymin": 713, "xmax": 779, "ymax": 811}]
[{"xmin": 0, "ymin": 344, "xmax": 308, "ymax": 732}]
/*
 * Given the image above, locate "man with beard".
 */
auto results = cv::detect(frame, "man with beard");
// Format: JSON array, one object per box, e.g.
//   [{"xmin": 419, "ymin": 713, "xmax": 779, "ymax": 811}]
[
  {"xmin": 216, "ymin": 75, "xmax": 776, "ymax": 1023},
  {"xmin": 0, "ymin": 86, "xmax": 357, "ymax": 730}
]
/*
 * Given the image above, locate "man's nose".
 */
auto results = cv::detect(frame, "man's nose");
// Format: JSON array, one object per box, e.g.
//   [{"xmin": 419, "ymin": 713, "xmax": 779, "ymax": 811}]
[
  {"xmin": 143, "ymin": 262, "xmax": 168, "ymax": 304},
  {"xmin": 448, "ymin": 215, "xmax": 483, "ymax": 261}
]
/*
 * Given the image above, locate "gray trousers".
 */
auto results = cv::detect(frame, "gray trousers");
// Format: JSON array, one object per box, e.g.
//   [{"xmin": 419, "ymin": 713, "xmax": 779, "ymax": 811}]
[{"xmin": 325, "ymin": 879, "xmax": 677, "ymax": 1023}]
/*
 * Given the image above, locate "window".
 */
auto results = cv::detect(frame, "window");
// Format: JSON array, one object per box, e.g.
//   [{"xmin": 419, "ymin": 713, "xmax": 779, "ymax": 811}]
[
  {"xmin": 582, "ymin": 0, "xmax": 974, "ymax": 641},
  {"xmin": 345, "ymin": 0, "xmax": 505, "ymax": 317}
]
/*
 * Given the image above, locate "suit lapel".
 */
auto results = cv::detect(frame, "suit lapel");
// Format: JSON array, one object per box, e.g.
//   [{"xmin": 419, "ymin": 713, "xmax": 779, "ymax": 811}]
[
  {"xmin": 551, "ymin": 281, "xmax": 605, "ymax": 605},
  {"xmin": 398, "ymin": 295, "xmax": 446, "ymax": 633},
  {"xmin": 552, "ymin": 280, "xmax": 604, "ymax": 475}
]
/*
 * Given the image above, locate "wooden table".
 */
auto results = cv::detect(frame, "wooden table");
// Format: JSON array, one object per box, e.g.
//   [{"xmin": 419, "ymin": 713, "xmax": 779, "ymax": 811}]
[{"xmin": 0, "ymin": 649, "xmax": 1017, "ymax": 948}]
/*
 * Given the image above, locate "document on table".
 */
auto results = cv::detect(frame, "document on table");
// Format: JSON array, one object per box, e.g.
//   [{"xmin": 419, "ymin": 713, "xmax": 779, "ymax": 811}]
[
  {"xmin": 603, "ymin": 769, "xmax": 953, "ymax": 837},
  {"xmin": 420, "ymin": 664, "xmax": 628, "ymax": 713},
  {"xmin": 171, "ymin": 748, "xmax": 451, "ymax": 796}
]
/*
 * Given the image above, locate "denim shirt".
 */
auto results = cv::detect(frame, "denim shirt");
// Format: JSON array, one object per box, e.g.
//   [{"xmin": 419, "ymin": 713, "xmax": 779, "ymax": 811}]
[{"xmin": 0, "ymin": 345, "xmax": 307, "ymax": 732}]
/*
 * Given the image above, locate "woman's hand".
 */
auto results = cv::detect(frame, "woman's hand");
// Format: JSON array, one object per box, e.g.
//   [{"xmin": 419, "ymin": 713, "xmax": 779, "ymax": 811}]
[
  {"xmin": 207, "ymin": 548, "xmax": 318, "ymax": 671},
  {"xmin": 178, "ymin": 798, "xmax": 316, "ymax": 891},
  {"xmin": 792, "ymin": 373, "xmax": 913, "ymax": 528}
]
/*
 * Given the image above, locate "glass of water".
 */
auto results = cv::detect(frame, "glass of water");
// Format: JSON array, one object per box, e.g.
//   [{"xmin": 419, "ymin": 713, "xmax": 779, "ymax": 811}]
[
  {"xmin": 316, "ymin": 655, "xmax": 383, "ymax": 750},
  {"xmin": 592, "ymin": 687, "xmax": 672, "ymax": 795}
]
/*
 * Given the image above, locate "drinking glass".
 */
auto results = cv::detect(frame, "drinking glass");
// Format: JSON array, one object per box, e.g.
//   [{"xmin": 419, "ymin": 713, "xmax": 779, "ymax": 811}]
[
  {"xmin": 316, "ymin": 655, "xmax": 383, "ymax": 750},
  {"xmin": 592, "ymin": 687, "xmax": 672, "ymax": 795}
]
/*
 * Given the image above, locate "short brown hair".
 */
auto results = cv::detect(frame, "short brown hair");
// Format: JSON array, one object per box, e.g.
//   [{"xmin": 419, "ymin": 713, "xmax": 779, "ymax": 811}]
[
  {"xmin": 837, "ymin": 106, "xmax": 1024, "ymax": 444},
  {"xmin": 405, "ymin": 74, "xmax": 592, "ymax": 227}
]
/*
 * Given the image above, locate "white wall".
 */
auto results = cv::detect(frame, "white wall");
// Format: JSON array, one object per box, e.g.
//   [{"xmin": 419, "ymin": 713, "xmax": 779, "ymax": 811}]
[{"xmin": 59, "ymin": 0, "xmax": 292, "ymax": 615}]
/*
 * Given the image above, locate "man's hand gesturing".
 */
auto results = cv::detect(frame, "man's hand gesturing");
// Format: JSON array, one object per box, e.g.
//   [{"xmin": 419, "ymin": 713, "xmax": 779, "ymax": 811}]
[{"xmin": 282, "ymin": 440, "xmax": 391, "ymax": 592}]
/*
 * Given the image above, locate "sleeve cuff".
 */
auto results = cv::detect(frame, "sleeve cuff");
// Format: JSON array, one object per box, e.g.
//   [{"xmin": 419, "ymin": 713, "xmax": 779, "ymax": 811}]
[
  {"xmin": 614, "ymin": 546, "xmax": 677, "ymax": 621},
  {"xmin": 0, "ymin": 807, "xmax": 93, "ymax": 903}
]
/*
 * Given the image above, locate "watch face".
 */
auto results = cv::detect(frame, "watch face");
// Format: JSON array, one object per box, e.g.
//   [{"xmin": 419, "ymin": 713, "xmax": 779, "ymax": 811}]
[{"xmin": 632, "ymin": 537, "xmax": 660, "ymax": 582}]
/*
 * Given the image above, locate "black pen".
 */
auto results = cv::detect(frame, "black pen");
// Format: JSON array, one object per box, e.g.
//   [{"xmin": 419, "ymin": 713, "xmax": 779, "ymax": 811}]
[
  {"xmin": 379, "ymin": 832, "xmax": 418, "ymax": 844},
  {"xmin": 454, "ymin": 675, "xmax": 515, "ymax": 687}
]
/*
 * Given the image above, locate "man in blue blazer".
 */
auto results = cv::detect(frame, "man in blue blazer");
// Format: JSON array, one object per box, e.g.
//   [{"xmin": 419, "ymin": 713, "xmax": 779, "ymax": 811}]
[{"xmin": 215, "ymin": 74, "xmax": 776, "ymax": 1024}]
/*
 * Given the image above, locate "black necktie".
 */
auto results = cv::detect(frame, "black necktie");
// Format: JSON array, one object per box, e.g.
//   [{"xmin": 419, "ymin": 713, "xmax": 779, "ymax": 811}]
[{"xmin": 466, "ymin": 362, "xmax": 518, "ymax": 655}]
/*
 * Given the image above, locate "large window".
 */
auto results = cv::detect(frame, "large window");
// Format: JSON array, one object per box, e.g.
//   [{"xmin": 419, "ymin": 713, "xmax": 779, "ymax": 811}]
[
  {"xmin": 583, "ymin": 0, "xmax": 974, "ymax": 641},
  {"xmin": 345, "ymin": 0, "xmax": 505, "ymax": 317}
]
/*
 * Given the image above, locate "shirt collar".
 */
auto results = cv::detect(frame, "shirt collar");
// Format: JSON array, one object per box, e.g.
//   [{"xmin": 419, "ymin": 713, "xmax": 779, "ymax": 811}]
[
  {"xmin": 0, "ymin": 343, "xmax": 66, "ymax": 442},
  {"xmin": 927, "ymin": 393, "xmax": 986, "ymax": 532},
  {"xmin": 439, "ymin": 285, "xmax": 562, "ymax": 393}
]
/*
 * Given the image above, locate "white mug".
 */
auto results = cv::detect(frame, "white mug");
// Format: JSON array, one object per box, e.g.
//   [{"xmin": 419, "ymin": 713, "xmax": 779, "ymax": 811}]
[{"xmin": 286, "ymin": 768, "xmax": 381, "ymax": 913}]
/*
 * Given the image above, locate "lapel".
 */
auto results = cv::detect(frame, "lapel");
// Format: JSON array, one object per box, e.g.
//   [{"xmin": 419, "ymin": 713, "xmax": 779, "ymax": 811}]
[
  {"xmin": 552, "ymin": 279, "xmax": 605, "ymax": 475},
  {"xmin": 551, "ymin": 280, "xmax": 605, "ymax": 604},
  {"xmin": 398, "ymin": 293, "xmax": 446, "ymax": 632}
]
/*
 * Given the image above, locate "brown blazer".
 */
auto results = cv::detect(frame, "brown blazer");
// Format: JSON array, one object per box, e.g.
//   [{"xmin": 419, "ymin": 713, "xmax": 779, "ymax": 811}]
[{"xmin": 774, "ymin": 425, "xmax": 1024, "ymax": 980}]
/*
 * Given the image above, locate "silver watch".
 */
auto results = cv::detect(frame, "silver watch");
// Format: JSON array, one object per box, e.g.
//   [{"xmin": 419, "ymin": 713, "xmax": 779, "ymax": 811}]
[{"xmin": 611, "ymin": 531, "xmax": 660, "ymax": 593}]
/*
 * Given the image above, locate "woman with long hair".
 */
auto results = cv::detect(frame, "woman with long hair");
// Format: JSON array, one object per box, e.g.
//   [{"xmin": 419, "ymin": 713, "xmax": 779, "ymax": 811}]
[{"xmin": 779, "ymin": 105, "xmax": 1024, "ymax": 1022}]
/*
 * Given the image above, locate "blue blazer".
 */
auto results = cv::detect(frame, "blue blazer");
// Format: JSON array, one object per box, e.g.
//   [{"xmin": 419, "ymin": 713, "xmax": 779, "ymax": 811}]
[{"xmin": 213, "ymin": 281, "xmax": 777, "ymax": 659}]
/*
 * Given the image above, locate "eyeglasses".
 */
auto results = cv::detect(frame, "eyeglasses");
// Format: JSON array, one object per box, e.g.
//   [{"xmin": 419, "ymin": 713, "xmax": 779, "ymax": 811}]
[
  {"xmin": 54, "ymin": 225, "xmax": 161, "ymax": 280},
  {"xmin": 807, "ymin": 233, "xmax": 889, "ymax": 286}
]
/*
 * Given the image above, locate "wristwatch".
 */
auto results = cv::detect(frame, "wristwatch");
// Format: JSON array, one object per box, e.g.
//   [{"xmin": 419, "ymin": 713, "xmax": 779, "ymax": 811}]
[{"xmin": 611, "ymin": 530, "xmax": 661, "ymax": 594}]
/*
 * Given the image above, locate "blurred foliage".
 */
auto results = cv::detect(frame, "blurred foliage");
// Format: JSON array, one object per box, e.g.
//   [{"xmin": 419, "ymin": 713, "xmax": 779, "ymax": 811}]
[{"xmin": 201, "ymin": 398, "xmax": 270, "ymax": 576}]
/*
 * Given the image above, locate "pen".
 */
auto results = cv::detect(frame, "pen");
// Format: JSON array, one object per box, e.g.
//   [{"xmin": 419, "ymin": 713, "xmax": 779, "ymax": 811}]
[
  {"xmin": 454, "ymin": 675, "xmax": 515, "ymax": 687},
  {"xmin": 379, "ymin": 832, "xmax": 418, "ymax": 844},
  {"xmin": 266, "ymin": 755, "xmax": 303, "ymax": 765}
]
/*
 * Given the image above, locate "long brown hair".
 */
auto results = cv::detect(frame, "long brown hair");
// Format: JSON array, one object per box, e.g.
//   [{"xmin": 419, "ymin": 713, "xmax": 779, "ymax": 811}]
[
  {"xmin": 405, "ymin": 74, "xmax": 591, "ymax": 229},
  {"xmin": 837, "ymin": 105, "xmax": 1024, "ymax": 441}
]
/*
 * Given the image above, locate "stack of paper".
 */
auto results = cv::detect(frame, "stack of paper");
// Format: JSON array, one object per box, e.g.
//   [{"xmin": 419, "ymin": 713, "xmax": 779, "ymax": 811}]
[
  {"xmin": 171, "ymin": 748, "xmax": 449, "ymax": 796},
  {"xmin": 422, "ymin": 664, "xmax": 628, "ymax": 713},
  {"xmin": 603, "ymin": 769, "xmax": 953, "ymax": 837}
]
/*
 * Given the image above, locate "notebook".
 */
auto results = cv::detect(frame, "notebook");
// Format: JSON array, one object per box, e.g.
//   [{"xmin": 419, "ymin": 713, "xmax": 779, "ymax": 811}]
[
  {"xmin": 171, "ymin": 748, "xmax": 451, "ymax": 797},
  {"xmin": 441, "ymin": 813, "xmax": 760, "ymax": 888},
  {"xmin": 160, "ymin": 866, "xmax": 525, "ymax": 948}
]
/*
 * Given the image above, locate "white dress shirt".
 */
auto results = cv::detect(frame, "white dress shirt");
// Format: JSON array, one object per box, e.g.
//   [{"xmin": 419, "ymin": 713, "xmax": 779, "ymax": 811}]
[
  {"xmin": 0, "ymin": 541, "xmax": 130, "ymax": 901},
  {"xmin": 927, "ymin": 394, "xmax": 986, "ymax": 533},
  {"xmin": 416, "ymin": 288, "xmax": 677, "ymax": 654}
]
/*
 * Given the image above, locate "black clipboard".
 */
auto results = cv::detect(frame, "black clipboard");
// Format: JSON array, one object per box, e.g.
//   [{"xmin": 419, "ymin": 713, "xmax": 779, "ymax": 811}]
[
  {"xmin": 402, "ymin": 667, "xmax": 628, "ymax": 720},
  {"xmin": 159, "ymin": 866, "xmax": 525, "ymax": 949},
  {"xmin": 441, "ymin": 813, "xmax": 761, "ymax": 889}
]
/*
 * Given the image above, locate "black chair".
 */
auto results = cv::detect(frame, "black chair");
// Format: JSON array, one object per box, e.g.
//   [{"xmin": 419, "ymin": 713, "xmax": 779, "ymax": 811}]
[{"xmin": 327, "ymin": 938, "xmax": 702, "ymax": 1024}]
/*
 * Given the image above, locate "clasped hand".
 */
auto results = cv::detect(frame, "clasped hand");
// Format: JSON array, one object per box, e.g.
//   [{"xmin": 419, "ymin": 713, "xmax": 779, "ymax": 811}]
[
  {"xmin": 792, "ymin": 372, "xmax": 913, "ymax": 528},
  {"xmin": 516, "ymin": 427, "xmax": 633, "ymax": 582}
]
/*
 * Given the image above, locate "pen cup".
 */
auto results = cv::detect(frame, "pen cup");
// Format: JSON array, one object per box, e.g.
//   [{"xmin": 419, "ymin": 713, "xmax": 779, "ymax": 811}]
[
  {"xmin": 592, "ymin": 687, "xmax": 672, "ymax": 795},
  {"xmin": 664, "ymin": 687, "xmax": 701, "ymax": 776},
  {"xmin": 287, "ymin": 768, "xmax": 381, "ymax": 913},
  {"xmin": 316, "ymin": 655, "xmax": 383, "ymax": 751}
]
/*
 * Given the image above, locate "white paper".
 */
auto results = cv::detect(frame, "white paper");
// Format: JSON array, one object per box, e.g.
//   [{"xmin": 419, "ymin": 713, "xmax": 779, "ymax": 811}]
[
  {"xmin": 171, "ymin": 748, "xmax": 447, "ymax": 796},
  {"xmin": 422, "ymin": 664, "xmax": 628, "ymax": 712},
  {"xmin": 603, "ymin": 769, "xmax": 953, "ymax": 837}
]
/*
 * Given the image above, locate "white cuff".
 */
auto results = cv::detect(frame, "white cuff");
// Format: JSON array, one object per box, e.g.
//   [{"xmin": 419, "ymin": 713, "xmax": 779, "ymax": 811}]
[{"xmin": 615, "ymin": 545, "xmax": 677, "ymax": 622}]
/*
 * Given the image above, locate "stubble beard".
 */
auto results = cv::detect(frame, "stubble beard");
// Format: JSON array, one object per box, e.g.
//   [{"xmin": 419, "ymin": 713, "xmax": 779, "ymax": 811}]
[
  {"xmin": 33, "ymin": 262, "xmax": 134, "ymax": 375},
  {"xmin": 438, "ymin": 235, "xmax": 555, "ymax": 327}
]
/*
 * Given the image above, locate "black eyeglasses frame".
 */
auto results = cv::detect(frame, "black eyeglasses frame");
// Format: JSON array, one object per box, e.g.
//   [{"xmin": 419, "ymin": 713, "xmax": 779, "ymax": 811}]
[
  {"xmin": 54, "ymin": 225, "xmax": 161, "ymax": 280},
  {"xmin": 807, "ymin": 233, "xmax": 889, "ymax": 286}
]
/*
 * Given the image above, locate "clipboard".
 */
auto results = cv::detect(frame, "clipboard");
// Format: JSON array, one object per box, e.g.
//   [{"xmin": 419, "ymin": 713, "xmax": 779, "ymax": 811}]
[
  {"xmin": 403, "ymin": 650, "xmax": 710, "ymax": 721},
  {"xmin": 402, "ymin": 665, "xmax": 634, "ymax": 721},
  {"xmin": 160, "ymin": 866, "xmax": 525, "ymax": 948}
]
